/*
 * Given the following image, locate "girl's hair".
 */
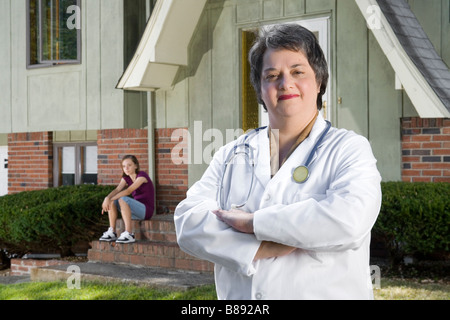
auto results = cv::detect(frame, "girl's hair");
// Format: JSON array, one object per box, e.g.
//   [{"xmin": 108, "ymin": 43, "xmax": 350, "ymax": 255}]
[
  {"xmin": 249, "ymin": 24, "xmax": 329, "ymax": 111},
  {"xmin": 121, "ymin": 155, "xmax": 140, "ymax": 177}
]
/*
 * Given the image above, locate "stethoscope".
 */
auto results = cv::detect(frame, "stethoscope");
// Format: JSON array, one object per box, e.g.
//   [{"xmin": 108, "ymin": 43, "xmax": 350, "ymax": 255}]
[
  {"xmin": 292, "ymin": 120, "xmax": 331, "ymax": 183},
  {"xmin": 218, "ymin": 127, "xmax": 265, "ymax": 210},
  {"xmin": 217, "ymin": 121, "xmax": 331, "ymax": 210}
]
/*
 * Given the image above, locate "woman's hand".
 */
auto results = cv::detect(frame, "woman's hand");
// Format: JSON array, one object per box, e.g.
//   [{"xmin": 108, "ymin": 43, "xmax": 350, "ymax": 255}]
[
  {"xmin": 212, "ymin": 209, "xmax": 254, "ymax": 234},
  {"xmin": 254, "ymin": 241, "xmax": 297, "ymax": 261},
  {"xmin": 212, "ymin": 209, "xmax": 297, "ymax": 261}
]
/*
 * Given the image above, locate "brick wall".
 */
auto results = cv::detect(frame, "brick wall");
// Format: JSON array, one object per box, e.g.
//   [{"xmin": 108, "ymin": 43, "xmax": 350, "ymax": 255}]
[
  {"xmin": 10, "ymin": 258, "xmax": 69, "ymax": 276},
  {"xmin": 155, "ymin": 128, "xmax": 188, "ymax": 214},
  {"xmin": 97, "ymin": 129, "xmax": 149, "ymax": 185},
  {"xmin": 7, "ymin": 132, "xmax": 53, "ymax": 194},
  {"xmin": 97, "ymin": 128, "xmax": 189, "ymax": 214},
  {"xmin": 401, "ymin": 117, "xmax": 450, "ymax": 182},
  {"xmin": 6, "ymin": 128, "xmax": 188, "ymax": 215}
]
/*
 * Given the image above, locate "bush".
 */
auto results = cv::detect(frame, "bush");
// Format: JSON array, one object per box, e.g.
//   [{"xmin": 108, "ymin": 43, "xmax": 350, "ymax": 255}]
[
  {"xmin": 374, "ymin": 182, "xmax": 450, "ymax": 266},
  {"xmin": 0, "ymin": 185, "xmax": 115, "ymax": 257}
]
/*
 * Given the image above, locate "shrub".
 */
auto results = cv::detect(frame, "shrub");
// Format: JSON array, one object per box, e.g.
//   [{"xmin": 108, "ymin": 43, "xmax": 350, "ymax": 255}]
[
  {"xmin": 0, "ymin": 185, "xmax": 114, "ymax": 257},
  {"xmin": 374, "ymin": 182, "xmax": 450, "ymax": 266}
]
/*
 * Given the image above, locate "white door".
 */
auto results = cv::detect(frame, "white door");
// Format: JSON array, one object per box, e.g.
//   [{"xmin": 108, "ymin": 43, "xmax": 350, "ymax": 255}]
[
  {"xmin": 0, "ymin": 146, "xmax": 8, "ymax": 196},
  {"xmin": 259, "ymin": 16, "xmax": 332, "ymax": 126}
]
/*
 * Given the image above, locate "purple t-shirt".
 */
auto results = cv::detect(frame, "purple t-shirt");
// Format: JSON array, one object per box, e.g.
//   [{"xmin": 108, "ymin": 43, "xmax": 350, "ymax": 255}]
[{"xmin": 123, "ymin": 171, "xmax": 155, "ymax": 220}]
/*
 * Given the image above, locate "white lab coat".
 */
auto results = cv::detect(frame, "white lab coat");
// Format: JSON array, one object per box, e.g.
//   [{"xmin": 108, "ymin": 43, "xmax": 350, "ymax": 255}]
[{"xmin": 175, "ymin": 114, "xmax": 382, "ymax": 300}]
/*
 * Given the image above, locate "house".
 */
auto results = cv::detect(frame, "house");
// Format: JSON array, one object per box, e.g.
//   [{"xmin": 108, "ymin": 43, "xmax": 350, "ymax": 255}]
[
  {"xmin": 1, "ymin": 0, "xmax": 449, "ymax": 213},
  {"xmin": 1, "ymin": 0, "xmax": 156, "ymax": 199}
]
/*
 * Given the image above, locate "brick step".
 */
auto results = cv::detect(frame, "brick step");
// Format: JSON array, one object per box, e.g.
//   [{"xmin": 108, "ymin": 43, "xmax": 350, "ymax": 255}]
[
  {"xmin": 114, "ymin": 214, "xmax": 176, "ymax": 243},
  {"xmin": 88, "ymin": 240, "xmax": 214, "ymax": 273},
  {"xmin": 90, "ymin": 214, "xmax": 214, "ymax": 273}
]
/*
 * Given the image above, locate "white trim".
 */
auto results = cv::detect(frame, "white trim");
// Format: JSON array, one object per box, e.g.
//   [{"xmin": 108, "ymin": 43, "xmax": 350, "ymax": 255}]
[
  {"xmin": 117, "ymin": 0, "xmax": 207, "ymax": 91},
  {"xmin": 355, "ymin": 0, "xmax": 450, "ymax": 118},
  {"xmin": 297, "ymin": 17, "xmax": 332, "ymax": 122},
  {"xmin": 0, "ymin": 146, "xmax": 8, "ymax": 196}
]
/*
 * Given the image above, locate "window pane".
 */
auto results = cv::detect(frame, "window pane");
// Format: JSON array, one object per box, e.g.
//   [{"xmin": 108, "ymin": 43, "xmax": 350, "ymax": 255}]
[
  {"xmin": 82, "ymin": 146, "xmax": 98, "ymax": 185},
  {"xmin": 41, "ymin": 0, "xmax": 78, "ymax": 62},
  {"xmin": 58, "ymin": 0, "xmax": 79, "ymax": 60},
  {"xmin": 29, "ymin": 0, "xmax": 39, "ymax": 65},
  {"xmin": 83, "ymin": 146, "xmax": 97, "ymax": 174},
  {"xmin": 242, "ymin": 30, "xmax": 259, "ymax": 132},
  {"xmin": 62, "ymin": 146, "xmax": 75, "ymax": 185},
  {"xmin": 41, "ymin": 0, "xmax": 52, "ymax": 61},
  {"xmin": 62, "ymin": 146, "xmax": 75, "ymax": 173}
]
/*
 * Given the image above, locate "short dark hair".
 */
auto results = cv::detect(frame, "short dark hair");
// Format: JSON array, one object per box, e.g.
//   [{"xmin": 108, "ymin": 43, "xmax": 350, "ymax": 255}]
[
  {"xmin": 121, "ymin": 155, "xmax": 140, "ymax": 177},
  {"xmin": 249, "ymin": 24, "xmax": 329, "ymax": 111}
]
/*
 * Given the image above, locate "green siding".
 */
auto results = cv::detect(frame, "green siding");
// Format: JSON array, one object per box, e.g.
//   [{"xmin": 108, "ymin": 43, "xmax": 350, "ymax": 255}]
[
  {"xmin": 306, "ymin": 0, "xmax": 333, "ymax": 13},
  {"xmin": 336, "ymin": 0, "xmax": 369, "ymax": 137},
  {"xmin": 368, "ymin": 32, "xmax": 402, "ymax": 181},
  {"xmin": 188, "ymin": 6, "xmax": 215, "ymax": 184},
  {"xmin": 123, "ymin": 0, "xmax": 148, "ymax": 130},
  {"xmin": 0, "ymin": 0, "xmax": 11, "ymax": 134},
  {"xmin": 442, "ymin": 0, "xmax": 450, "ymax": 65},
  {"xmin": 0, "ymin": 0, "xmax": 149, "ymax": 134}
]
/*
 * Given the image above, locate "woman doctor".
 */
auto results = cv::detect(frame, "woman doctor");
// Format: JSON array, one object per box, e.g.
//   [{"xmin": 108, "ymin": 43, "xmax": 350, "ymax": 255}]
[{"xmin": 175, "ymin": 24, "xmax": 382, "ymax": 300}]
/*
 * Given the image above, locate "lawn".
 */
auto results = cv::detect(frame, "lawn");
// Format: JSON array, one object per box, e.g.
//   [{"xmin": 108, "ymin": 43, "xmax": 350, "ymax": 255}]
[
  {"xmin": 0, "ymin": 278, "xmax": 448, "ymax": 300},
  {"xmin": 0, "ymin": 281, "xmax": 217, "ymax": 300},
  {"xmin": 374, "ymin": 278, "xmax": 449, "ymax": 300}
]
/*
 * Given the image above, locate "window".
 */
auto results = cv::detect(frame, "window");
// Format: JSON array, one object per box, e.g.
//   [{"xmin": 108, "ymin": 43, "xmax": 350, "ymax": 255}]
[
  {"xmin": 28, "ymin": 0, "xmax": 81, "ymax": 68},
  {"xmin": 53, "ymin": 143, "xmax": 97, "ymax": 187}
]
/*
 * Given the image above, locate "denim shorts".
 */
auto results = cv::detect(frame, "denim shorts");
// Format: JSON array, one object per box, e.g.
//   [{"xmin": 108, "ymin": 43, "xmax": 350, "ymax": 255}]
[{"xmin": 114, "ymin": 197, "xmax": 146, "ymax": 220}]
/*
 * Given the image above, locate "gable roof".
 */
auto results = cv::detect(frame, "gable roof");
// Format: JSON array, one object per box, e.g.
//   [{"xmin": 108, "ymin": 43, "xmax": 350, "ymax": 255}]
[
  {"xmin": 116, "ymin": 0, "xmax": 207, "ymax": 91},
  {"xmin": 378, "ymin": 0, "xmax": 450, "ymax": 111},
  {"xmin": 356, "ymin": 0, "xmax": 450, "ymax": 118}
]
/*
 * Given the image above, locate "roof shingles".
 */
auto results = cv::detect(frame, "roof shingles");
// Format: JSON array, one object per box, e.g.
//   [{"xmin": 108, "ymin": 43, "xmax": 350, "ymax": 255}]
[{"xmin": 377, "ymin": 0, "xmax": 450, "ymax": 112}]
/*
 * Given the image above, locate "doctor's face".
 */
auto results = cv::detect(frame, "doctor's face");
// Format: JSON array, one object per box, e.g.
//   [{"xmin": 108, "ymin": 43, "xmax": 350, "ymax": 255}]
[{"xmin": 260, "ymin": 48, "xmax": 320, "ymax": 127}]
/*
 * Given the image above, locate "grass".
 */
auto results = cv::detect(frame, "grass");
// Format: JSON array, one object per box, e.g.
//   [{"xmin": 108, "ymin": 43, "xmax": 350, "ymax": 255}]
[
  {"xmin": 0, "ymin": 281, "xmax": 217, "ymax": 300},
  {"xmin": 0, "ymin": 278, "xmax": 448, "ymax": 300},
  {"xmin": 374, "ymin": 278, "xmax": 449, "ymax": 300}
]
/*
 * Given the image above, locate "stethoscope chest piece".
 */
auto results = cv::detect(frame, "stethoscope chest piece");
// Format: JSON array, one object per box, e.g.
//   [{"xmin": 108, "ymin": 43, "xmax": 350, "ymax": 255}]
[{"xmin": 293, "ymin": 165, "xmax": 310, "ymax": 184}]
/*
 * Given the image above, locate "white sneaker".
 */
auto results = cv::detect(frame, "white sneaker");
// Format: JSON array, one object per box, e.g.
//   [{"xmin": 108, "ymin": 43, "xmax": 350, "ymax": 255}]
[
  {"xmin": 116, "ymin": 231, "xmax": 136, "ymax": 244},
  {"xmin": 99, "ymin": 227, "xmax": 117, "ymax": 242}
]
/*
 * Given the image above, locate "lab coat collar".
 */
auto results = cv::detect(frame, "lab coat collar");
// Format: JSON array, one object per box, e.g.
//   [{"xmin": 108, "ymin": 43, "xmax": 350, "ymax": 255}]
[
  {"xmin": 269, "ymin": 113, "xmax": 329, "ymax": 185},
  {"xmin": 247, "ymin": 113, "xmax": 329, "ymax": 188}
]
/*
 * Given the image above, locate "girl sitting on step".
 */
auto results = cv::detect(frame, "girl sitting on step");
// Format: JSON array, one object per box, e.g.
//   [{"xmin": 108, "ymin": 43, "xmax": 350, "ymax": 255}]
[{"xmin": 99, "ymin": 155, "xmax": 155, "ymax": 244}]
